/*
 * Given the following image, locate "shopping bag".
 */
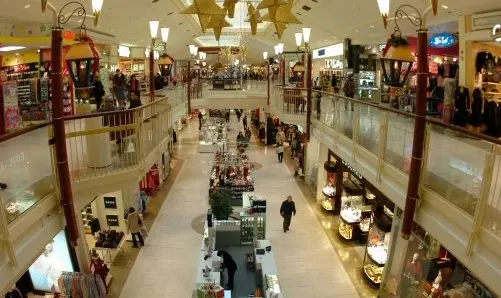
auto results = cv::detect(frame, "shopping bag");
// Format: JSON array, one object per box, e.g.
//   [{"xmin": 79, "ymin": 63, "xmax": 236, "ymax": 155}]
[{"xmin": 140, "ymin": 226, "xmax": 148, "ymax": 238}]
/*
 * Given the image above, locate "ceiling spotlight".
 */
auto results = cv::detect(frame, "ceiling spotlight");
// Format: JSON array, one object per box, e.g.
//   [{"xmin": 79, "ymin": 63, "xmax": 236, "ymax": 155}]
[
  {"xmin": 441, "ymin": 5, "xmax": 448, "ymax": 9},
  {"xmin": 24, "ymin": 4, "xmax": 31, "ymax": 8}
]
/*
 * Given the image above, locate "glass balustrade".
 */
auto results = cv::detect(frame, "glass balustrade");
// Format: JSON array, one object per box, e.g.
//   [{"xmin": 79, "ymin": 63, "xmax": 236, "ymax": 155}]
[{"xmin": 0, "ymin": 126, "xmax": 55, "ymax": 223}]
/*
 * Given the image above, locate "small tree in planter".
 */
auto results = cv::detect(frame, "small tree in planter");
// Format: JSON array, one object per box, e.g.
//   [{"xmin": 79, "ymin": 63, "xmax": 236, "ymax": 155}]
[{"xmin": 209, "ymin": 187, "xmax": 234, "ymax": 220}]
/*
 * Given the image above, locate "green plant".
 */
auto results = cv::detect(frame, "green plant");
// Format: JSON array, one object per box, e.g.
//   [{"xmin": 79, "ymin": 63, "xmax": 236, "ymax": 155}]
[{"xmin": 209, "ymin": 188, "xmax": 234, "ymax": 220}]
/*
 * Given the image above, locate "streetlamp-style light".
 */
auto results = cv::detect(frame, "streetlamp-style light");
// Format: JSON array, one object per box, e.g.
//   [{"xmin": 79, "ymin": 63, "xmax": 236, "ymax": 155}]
[
  {"xmin": 263, "ymin": 51, "xmax": 268, "ymax": 60},
  {"xmin": 295, "ymin": 32, "xmax": 302, "ymax": 48},
  {"xmin": 377, "ymin": 0, "xmax": 390, "ymax": 28},
  {"xmin": 148, "ymin": 20, "xmax": 170, "ymax": 96},
  {"xmin": 377, "ymin": 1, "xmax": 438, "ymax": 240},
  {"xmin": 91, "ymin": 0, "xmax": 104, "ymax": 26},
  {"xmin": 302, "ymin": 27, "xmax": 311, "ymax": 47},
  {"xmin": 274, "ymin": 45, "xmax": 279, "ymax": 56}
]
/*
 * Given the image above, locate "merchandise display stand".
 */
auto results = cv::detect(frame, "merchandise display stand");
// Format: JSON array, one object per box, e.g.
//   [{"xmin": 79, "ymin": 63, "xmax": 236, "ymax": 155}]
[
  {"xmin": 85, "ymin": 117, "xmax": 112, "ymax": 168},
  {"xmin": 199, "ymin": 117, "xmax": 228, "ymax": 153},
  {"xmin": 94, "ymin": 235, "xmax": 126, "ymax": 263},
  {"xmin": 254, "ymin": 240, "xmax": 283, "ymax": 298}
]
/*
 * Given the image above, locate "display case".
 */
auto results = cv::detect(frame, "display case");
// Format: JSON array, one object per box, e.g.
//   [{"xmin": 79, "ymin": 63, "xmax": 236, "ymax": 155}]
[
  {"xmin": 358, "ymin": 70, "xmax": 378, "ymax": 101},
  {"xmin": 362, "ymin": 212, "xmax": 392, "ymax": 288},
  {"xmin": 321, "ymin": 184, "xmax": 336, "ymax": 211},
  {"xmin": 338, "ymin": 196, "xmax": 372, "ymax": 241}
]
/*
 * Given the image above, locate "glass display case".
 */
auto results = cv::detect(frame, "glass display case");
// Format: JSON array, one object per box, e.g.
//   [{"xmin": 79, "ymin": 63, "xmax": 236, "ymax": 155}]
[
  {"xmin": 321, "ymin": 183, "xmax": 336, "ymax": 211},
  {"xmin": 338, "ymin": 196, "xmax": 372, "ymax": 241},
  {"xmin": 363, "ymin": 214, "xmax": 392, "ymax": 288},
  {"xmin": 240, "ymin": 214, "xmax": 266, "ymax": 245}
]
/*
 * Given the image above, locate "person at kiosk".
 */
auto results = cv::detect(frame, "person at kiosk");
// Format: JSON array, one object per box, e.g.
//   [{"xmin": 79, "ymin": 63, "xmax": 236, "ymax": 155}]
[{"xmin": 217, "ymin": 250, "xmax": 237, "ymax": 291}]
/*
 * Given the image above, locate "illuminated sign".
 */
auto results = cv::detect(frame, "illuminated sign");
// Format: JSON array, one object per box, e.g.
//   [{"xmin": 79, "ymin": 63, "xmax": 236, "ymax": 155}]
[
  {"xmin": 118, "ymin": 45, "xmax": 130, "ymax": 57},
  {"xmin": 493, "ymin": 24, "xmax": 501, "ymax": 42},
  {"xmin": 325, "ymin": 58, "xmax": 343, "ymax": 69},
  {"xmin": 313, "ymin": 43, "xmax": 344, "ymax": 59},
  {"xmin": 429, "ymin": 33, "xmax": 457, "ymax": 48}
]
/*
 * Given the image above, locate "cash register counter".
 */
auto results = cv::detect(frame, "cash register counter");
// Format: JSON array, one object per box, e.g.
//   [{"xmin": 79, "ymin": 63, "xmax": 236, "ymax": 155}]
[{"xmin": 255, "ymin": 240, "xmax": 283, "ymax": 298}]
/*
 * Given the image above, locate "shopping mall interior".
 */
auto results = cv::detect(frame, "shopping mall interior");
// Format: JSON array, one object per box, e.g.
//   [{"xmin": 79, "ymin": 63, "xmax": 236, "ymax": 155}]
[{"xmin": 2, "ymin": 0, "xmax": 501, "ymax": 297}]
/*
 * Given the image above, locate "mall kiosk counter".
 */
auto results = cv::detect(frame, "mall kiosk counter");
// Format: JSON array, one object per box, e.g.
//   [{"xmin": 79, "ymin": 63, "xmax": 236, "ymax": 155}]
[{"xmin": 199, "ymin": 117, "xmax": 228, "ymax": 153}]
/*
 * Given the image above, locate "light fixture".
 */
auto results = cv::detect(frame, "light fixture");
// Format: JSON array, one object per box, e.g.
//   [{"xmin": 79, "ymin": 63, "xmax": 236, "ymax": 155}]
[
  {"xmin": 189, "ymin": 44, "xmax": 195, "ymax": 55},
  {"xmin": 377, "ymin": 0, "xmax": 390, "ymax": 29},
  {"xmin": 263, "ymin": 51, "xmax": 268, "ymax": 60},
  {"xmin": 274, "ymin": 45, "xmax": 279, "ymax": 55},
  {"xmin": 149, "ymin": 20, "xmax": 160, "ymax": 40},
  {"xmin": 92, "ymin": 0, "xmax": 104, "ymax": 26},
  {"xmin": 160, "ymin": 27, "xmax": 169, "ymax": 43},
  {"xmin": 0, "ymin": 46, "xmax": 26, "ymax": 52},
  {"xmin": 302, "ymin": 27, "xmax": 311, "ymax": 44},
  {"xmin": 441, "ymin": 4, "xmax": 448, "ymax": 9},
  {"xmin": 24, "ymin": 4, "xmax": 31, "ymax": 8},
  {"xmin": 278, "ymin": 43, "xmax": 284, "ymax": 54},
  {"xmin": 295, "ymin": 32, "xmax": 303, "ymax": 47}
]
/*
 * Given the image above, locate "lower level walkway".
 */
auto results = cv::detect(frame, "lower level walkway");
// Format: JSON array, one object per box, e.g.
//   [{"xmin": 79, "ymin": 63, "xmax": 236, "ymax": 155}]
[{"xmin": 119, "ymin": 115, "xmax": 359, "ymax": 298}]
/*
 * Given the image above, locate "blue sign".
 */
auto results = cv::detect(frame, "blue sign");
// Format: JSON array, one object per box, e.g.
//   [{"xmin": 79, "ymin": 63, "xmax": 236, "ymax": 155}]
[{"xmin": 429, "ymin": 33, "xmax": 457, "ymax": 48}]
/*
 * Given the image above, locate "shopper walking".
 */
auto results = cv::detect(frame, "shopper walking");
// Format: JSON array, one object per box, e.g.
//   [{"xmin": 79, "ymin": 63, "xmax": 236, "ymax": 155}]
[
  {"xmin": 198, "ymin": 111, "xmax": 203, "ymax": 130},
  {"xmin": 236, "ymin": 109, "xmax": 242, "ymax": 122},
  {"xmin": 280, "ymin": 195, "xmax": 296, "ymax": 233},
  {"xmin": 225, "ymin": 110, "xmax": 230, "ymax": 123},
  {"xmin": 343, "ymin": 74, "xmax": 355, "ymax": 111},
  {"xmin": 276, "ymin": 127, "xmax": 286, "ymax": 146},
  {"xmin": 92, "ymin": 72, "xmax": 105, "ymax": 110},
  {"xmin": 112, "ymin": 69, "xmax": 127, "ymax": 106},
  {"xmin": 243, "ymin": 115, "xmax": 248, "ymax": 130},
  {"xmin": 276, "ymin": 143, "xmax": 284, "ymax": 163},
  {"xmin": 129, "ymin": 74, "xmax": 141, "ymax": 99},
  {"xmin": 126, "ymin": 207, "xmax": 144, "ymax": 248},
  {"xmin": 217, "ymin": 250, "xmax": 237, "ymax": 290}
]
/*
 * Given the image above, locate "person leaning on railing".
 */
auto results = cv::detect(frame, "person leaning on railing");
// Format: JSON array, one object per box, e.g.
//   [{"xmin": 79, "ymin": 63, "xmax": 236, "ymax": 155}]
[{"xmin": 98, "ymin": 95, "xmax": 135, "ymax": 153}]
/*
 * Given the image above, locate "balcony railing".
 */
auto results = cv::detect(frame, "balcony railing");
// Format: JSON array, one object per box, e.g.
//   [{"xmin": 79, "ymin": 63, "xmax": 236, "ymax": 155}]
[
  {"xmin": 62, "ymin": 97, "xmax": 171, "ymax": 181},
  {"xmin": 273, "ymin": 85, "xmax": 501, "ymax": 239},
  {"xmin": 0, "ymin": 124, "xmax": 56, "ymax": 224}
]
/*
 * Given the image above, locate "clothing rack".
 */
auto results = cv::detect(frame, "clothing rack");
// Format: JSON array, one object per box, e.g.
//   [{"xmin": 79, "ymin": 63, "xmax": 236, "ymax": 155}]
[{"xmin": 57, "ymin": 272, "xmax": 106, "ymax": 298}]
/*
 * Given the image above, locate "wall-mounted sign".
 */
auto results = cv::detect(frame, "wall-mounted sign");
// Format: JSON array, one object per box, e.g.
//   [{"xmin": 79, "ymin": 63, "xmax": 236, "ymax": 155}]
[
  {"xmin": 313, "ymin": 43, "xmax": 344, "ymax": 59},
  {"xmin": 106, "ymin": 215, "xmax": 119, "ymax": 227},
  {"xmin": 118, "ymin": 45, "xmax": 131, "ymax": 57},
  {"xmin": 493, "ymin": 24, "xmax": 501, "ymax": 42},
  {"xmin": 103, "ymin": 196, "xmax": 117, "ymax": 209},
  {"xmin": 341, "ymin": 160, "xmax": 363, "ymax": 180},
  {"xmin": 325, "ymin": 58, "xmax": 343, "ymax": 69},
  {"xmin": 429, "ymin": 33, "xmax": 457, "ymax": 48}
]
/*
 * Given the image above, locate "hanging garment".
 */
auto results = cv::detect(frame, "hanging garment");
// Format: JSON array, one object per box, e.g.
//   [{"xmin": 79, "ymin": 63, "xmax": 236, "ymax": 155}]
[
  {"xmin": 453, "ymin": 87, "xmax": 470, "ymax": 127},
  {"xmin": 470, "ymin": 89, "xmax": 483, "ymax": 127},
  {"xmin": 486, "ymin": 102, "xmax": 501, "ymax": 137}
]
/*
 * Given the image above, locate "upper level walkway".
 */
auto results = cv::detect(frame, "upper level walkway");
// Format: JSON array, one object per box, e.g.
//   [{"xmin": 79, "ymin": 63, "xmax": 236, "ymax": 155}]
[{"xmin": 191, "ymin": 79, "xmax": 268, "ymax": 109}]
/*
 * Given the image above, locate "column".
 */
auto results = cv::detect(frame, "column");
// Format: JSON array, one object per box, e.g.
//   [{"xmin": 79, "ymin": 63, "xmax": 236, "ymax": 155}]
[{"xmin": 458, "ymin": 15, "xmax": 475, "ymax": 91}]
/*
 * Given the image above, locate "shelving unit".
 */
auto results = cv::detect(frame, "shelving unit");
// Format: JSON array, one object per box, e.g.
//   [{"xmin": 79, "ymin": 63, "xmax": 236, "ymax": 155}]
[
  {"xmin": 358, "ymin": 71, "xmax": 378, "ymax": 101},
  {"xmin": 319, "ymin": 69, "xmax": 343, "ymax": 91}
]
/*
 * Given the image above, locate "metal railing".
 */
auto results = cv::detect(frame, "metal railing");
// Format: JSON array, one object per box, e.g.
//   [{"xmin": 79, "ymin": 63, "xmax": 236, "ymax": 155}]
[
  {"xmin": 271, "ymin": 86, "xmax": 308, "ymax": 115},
  {"xmin": 274, "ymin": 85, "xmax": 501, "ymax": 240},
  {"xmin": 62, "ymin": 97, "xmax": 171, "ymax": 181}
]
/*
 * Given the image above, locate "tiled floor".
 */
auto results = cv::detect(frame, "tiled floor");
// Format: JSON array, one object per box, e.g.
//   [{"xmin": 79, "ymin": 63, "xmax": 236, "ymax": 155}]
[{"xmin": 118, "ymin": 114, "xmax": 360, "ymax": 298}]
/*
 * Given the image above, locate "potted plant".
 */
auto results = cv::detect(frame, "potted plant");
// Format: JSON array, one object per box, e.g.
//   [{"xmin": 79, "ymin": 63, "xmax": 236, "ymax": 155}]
[{"xmin": 209, "ymin": 187, "xmax": 234, "ymax": 220}]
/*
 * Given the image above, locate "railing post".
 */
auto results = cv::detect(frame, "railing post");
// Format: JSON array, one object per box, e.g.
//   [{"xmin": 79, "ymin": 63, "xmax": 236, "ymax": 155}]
[
  {"xmin": 377, "ymin": 111, "xmax": 389, "ymax": 181},
  {"xmin": 418, "ymin": 123, "xmax": 432, "ymax": 205},
  {"xmin": 187, "ymin": 61, "xmax": 191, "ymax": 115},
  {"xmin": 149, "ymin": 48, "xmax": 155, "ymax": 99},
  {"xmin": 466, "ymin": 144, "xmax": 496, "ymax": 257},
  {"xmin": 267, "ymin": 62, "xmax": 270, "ymax": 106}
]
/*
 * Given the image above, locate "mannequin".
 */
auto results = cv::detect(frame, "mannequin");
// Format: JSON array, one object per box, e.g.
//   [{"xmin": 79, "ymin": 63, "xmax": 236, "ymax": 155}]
[
  {"xmin": 90, "ymin": 249, "xmax": 109, "ymax": 288},
  {"xmin": 453, "ymin": 86, "xmax": 470, "ymax": 127},
  {"xmin": 406, "ymin": 253, "xmax": 422, "ymax": 280},
  {"xmin": 428, "ymin": 271, "xmax": 443, "ymax": 298}
]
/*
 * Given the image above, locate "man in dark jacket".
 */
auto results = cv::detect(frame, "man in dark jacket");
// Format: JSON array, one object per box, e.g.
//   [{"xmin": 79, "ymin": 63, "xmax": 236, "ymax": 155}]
[
  {"xmin": 280, "ymin": 195, "xmax": 296, "ymax": 233},
  {"xmin": 217, "ymin": 250, "xmax": 237, "ymax": 290},
  {"xmin": 92, "ymin": 73, "xmax": 105, "ymax": 110}
]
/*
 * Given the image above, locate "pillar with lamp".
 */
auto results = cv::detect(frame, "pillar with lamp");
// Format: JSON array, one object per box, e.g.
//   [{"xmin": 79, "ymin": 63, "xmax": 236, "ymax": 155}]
[
  {"xmin": 187, "ymin": 44, "xmax": 199, "ymax": 114},
  {"xmin": 377, "ymin": 0, "xmax": 439, "ymax": 240},
  {"xmin": 264, "ymin": 51, "xmax": 270, "ymax": 106},
  {"xmin": 148, "ymin": 21, "xmax": 170, "ymax": 97},
  {"xmin": 40, "ymin": 0, "xmax": 104, "ymax": 253},
  {"xmin": 293, "ymin": 28, "xmax": 312, "ymax": 141}
]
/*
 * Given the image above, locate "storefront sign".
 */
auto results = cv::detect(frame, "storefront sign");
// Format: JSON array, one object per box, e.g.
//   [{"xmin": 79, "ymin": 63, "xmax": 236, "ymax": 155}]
[
  {"xmin": 493, "ymin": 24, "xmax": 501, "ymax": 42},
  {"xmin": 324, "ymin": 58, "xmax": 343, "ymax": 69},
  {"xmin": 118, "ymin": 45, "xmax": 131, "ymax": 57},
  {"xmin": 429, "ymin": 33, "xmax": 457, "ymax": 48},
  {"xmin": 341, "ymin": 160, "xmax": 363, "ymax": 180},
  {"xmin": 313, "ymin": 43, "xmax": 344, "ymax": 59}
]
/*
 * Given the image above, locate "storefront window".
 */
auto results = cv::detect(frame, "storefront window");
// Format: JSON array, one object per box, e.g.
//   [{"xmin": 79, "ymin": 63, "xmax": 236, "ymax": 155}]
[{"xmin": 381, "ymin": 223, "xmax": 495, "ymax": 298}]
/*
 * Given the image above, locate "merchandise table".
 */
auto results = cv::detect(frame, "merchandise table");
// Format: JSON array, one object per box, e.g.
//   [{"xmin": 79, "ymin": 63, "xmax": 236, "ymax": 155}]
[
  {"xmin": 94, "ymin": 234, "xmax": 126, "ymax": 263},
  {"xmin": 200, "ymin": 140, "xmax": 225, "ymax": 153}
]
